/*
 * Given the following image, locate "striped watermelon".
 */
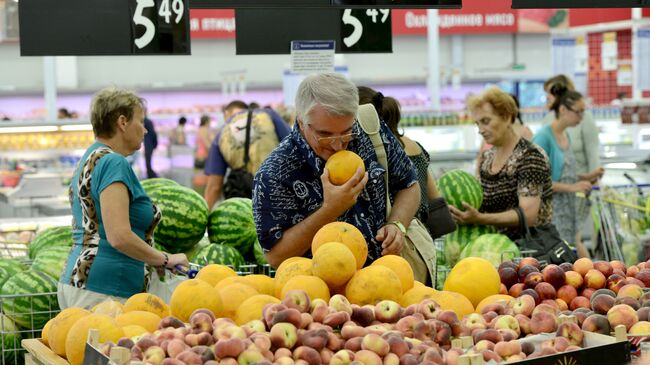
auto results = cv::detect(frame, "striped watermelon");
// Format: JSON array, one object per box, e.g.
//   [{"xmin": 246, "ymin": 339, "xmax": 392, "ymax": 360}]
[
  {"xmin": 141, "ymin": 178, "xmax": 179, "ymax": 195},
  {"xmin": 208, "ymin": 198, "xmax": 256, "ymax": 255},
  {"xmin": 437, "ymin": 170, "xmax": 483, "ymax": 210},
  {"xmin": 459, "ymin": 233, "xmax": 521, "ymax": 267},
  {"xmin": 28, "ymin": 226, "xmax": 72, "ymax": 259},
  {"xmin": 0, "ymin": 259, "xmax": 25, "ymax": 277},
  {"xmin": 252, "ymin": 240, "xmax": 268, "ymax": 266},
  {"xmin": 1, "ymin": 271, "xmax": 58, "ymax": 329},
  {"xmin": 31, "ymin": 246, "xmax": 71, "ymax": 280},
  {"xmin": 149, "ymin": 185, "xmax": 209, "ymax": 254},
  {"xmin": 440, "ymin": 224, "xmax": 496, "ymax": 266},
  {"xmin": 192, "ymin": 243, "xmax": 245, "ymax": 269},
  {"xmin": 0, "ymin": 315, "xmax": 22, "ymax": 365}
]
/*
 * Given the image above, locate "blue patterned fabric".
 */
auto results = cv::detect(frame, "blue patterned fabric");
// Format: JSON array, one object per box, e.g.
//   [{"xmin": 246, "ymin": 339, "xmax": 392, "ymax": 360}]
[{"xmin": 252, "ymin": 121, "xmax": 417, "ymax": 264}]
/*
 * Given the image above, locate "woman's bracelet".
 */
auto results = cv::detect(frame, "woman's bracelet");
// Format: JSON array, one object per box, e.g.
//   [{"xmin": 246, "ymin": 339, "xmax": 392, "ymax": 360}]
[{"xmin": 161, "ymin": 252, "xmax": 169, "ymax": 268}]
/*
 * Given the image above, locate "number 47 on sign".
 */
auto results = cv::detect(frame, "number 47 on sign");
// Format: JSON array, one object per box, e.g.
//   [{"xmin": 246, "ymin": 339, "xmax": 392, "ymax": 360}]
[{"xmin": 342, "ymin": 9, "xmax": 390, "ymax": 48}]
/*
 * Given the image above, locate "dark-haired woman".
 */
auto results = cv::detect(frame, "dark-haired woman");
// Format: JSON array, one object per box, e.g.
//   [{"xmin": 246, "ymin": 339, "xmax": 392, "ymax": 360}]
[
  {"xmin": 358, "ymin": 87, "xmax": 439, "ymax": 223},
  {"xmin": 533, "ymin": 86, "xmax": 602, "ymax": 258}
]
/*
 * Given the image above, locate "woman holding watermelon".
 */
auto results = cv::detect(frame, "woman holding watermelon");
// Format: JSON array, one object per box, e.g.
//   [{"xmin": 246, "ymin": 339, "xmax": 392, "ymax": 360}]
[
  {"xmin": 450, "ymin": 87, "xmax": 554, "ymax": 241},
  {"xmin": 58, "ymin": 87, "xmax": 188, "ymax": 309}
]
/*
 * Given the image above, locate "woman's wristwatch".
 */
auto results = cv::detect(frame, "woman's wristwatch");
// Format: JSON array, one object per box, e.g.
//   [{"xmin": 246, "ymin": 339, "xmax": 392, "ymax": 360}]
[{"xmin": 161, "ymin": 252, "xmax": 169, "ymax": 268}]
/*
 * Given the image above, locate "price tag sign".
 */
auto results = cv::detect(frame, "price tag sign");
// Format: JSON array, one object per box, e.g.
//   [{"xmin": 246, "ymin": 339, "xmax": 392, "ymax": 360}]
[
  {"xmin": 130, "ymin": 0, "xmax": 191, "ymax": 54},
  {"xmin": 340, "ymin": 9, "xmax": 392, "ymax": 53}
]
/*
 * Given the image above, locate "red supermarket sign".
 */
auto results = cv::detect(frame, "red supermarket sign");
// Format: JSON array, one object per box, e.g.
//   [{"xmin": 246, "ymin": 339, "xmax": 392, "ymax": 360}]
[
  {"xmin": 190, "ymin": 9, "xmax": 236, "ymax": 39},
  {"xmin": 392, "ymin": 9, "xmax": 517, "ymax": 35}
]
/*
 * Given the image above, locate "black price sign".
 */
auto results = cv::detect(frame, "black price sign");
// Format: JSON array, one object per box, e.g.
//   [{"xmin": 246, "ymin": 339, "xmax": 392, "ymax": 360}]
[
  {"xmin": 131, "ymin": 0, "xmax": 191, "ymax": 54},
  {"xmin": 340, "ymin": 9, "xmax": 392, "ymax": 53}
]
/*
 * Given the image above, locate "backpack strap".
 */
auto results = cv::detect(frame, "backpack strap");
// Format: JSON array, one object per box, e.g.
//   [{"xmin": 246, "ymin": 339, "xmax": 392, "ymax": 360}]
[
  {"xmin": 243, "ymin": 109, "xmax": 253, "ymax": 167},
  {"xmin": 357, "ymin": 103, "xmax": 391, "ymax": 218}
]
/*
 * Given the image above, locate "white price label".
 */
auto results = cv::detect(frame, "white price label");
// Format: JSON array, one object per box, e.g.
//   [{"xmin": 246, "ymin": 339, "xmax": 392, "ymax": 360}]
[{"xmin": 133, "ymin": 0, "xmax": 185, "ymax": 49}]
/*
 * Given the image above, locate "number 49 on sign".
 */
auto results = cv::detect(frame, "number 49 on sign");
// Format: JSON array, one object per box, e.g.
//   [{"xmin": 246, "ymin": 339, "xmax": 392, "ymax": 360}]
[
  {"xmin": 132, "ymin": 0, "xmax": 188, "ymax": 51},
  {"xmin": 340, "ymin": 9, "xmax": 392, "ymax": 53}
]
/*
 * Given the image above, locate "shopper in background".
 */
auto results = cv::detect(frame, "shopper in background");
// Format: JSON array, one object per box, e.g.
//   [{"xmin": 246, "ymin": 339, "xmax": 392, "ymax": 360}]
[
  {"xmin": 169, "ymin": 116, "xmax": 187, "ymax": 145},
  {"xmin": 194, "ymin": 114, "xmax": 213, "ymax": 170},
  {"xmin": 143, "ymin": 114, "xmax": 158, "ymax": 178},
  {"xmin": 358, "ymin": 86, "xmax": 439, "ymax": 224},
  {"xmin": 204, "ymin": 101, "xmax": 290, "ymax": 210},
  {"xmin": 451, "ymin": 87, "xmax": 554, "ymax": 240},
  {"xmin": 542, "ymin": 75, "xmax": 604, "ymax": 255},
  {"xmin": 59, "ymin": 87, "xmax": 188, "ymax": 309},
  {"xmin": 533, "ymin": 85, "xmax": 600, "ymax": 258},
  {"xmin": 253, "ymin": 73, "xmax": 420, "ymax": 268}
]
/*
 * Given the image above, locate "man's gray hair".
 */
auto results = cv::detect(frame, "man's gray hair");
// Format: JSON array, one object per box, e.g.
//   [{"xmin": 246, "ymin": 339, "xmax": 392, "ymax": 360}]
[{"xmin": 295, "ymin": 73, "xmax": 359, "ymax": 124}]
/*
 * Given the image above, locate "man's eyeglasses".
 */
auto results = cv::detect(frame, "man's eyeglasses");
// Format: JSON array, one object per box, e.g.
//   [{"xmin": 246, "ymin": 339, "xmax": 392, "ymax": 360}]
[
  {"xmin": 305, "ymin": 121, "xmax": 358, "ymax": 148},
  {"xmin": 566, "ymin": 106, "xmax": 585, "ymax": 117}
]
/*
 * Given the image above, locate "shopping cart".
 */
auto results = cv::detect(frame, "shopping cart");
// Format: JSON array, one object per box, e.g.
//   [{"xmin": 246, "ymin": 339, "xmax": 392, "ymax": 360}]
[
  {"xmin": 174, "ymin": 261, "xmax": 277, "ymax": 278},
  {"xmin": 589, "ymin": 178, "xmax": 650, "ymax": 264},
  {"xmin": 0, "ymin": 291, "xmax": 60, "ymax": 365}
]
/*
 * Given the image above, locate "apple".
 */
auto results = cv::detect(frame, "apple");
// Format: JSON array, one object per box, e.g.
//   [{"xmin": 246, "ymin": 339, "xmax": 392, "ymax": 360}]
[
  {"xmin": 270, "ymin": 323, "xmax": 298, "ymax": 349},
  {"xmin": 559, "ymin": 262, "xmax": 574, "ymax": 272},
  {"xmin": 556, "ymin": 322, "xmax": 584, "ymax": 346},
  {"xmin": 373, "ymin": 300, "xmax": 401, "ymax": 323},
  {"xmin": 524, "ymin": 272, "xmax": 544, "ymax": 289},
  {"xmin": 618, "ymin": 284, "xmax": 644, "ymax": 300},
  {"xmin": 499, "ymin": 267, "xmax": 519, "ymax": 289},
  {"xmin": 542, "ymin": 265, "xmax": 567, "ymax": 289},
  {"xmin": 585, "ymin": 269, "xmax": 606, "ymax": 289},
  {"xmin": 607, "ymin": 304, "xmax": 639, "ymax": 331},
  {"xmin": 535, "ymin": 282, "xmax": 557, "ymax": 300},
  {"xmin": 518, "ymin": 257, "xmax": 540, "ymax": 270},
  {"xmin": 593, "ymin": 261, "xmax": 614, "ymax": 277},
  {"xmin": 509, "ymin": 283, "xmax": 525, "ymax": 298},
  {"xmin": 283, "ymin": 290, "xmax": 312, "ymax": 313},
  {"xmin": 557, "ymin": 285, "xmax": 578, "ymax": 306},
  {"xmin": 508, "ymin": 294, "xmax": 535, "ymax": 316},
  {"xmin": 530, "ymin": 312, "xmax": 558, "ymax": 334},
  {"xmin": 591, "ymin": 294, "xmax": 616, "ymax": 315},
  {"xmin": 573, "ymin": 258, "xmax": 594, "ymax": 276},
  {"xmin": 493, "ymin": 315, "xmax": 521, "ymax": 336}
]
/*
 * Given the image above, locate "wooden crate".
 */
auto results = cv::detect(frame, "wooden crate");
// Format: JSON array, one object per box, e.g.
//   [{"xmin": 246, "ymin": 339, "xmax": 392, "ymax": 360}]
[{"xmin": 21, "ymin": 339, "xmax": 69, "ymax": 365}]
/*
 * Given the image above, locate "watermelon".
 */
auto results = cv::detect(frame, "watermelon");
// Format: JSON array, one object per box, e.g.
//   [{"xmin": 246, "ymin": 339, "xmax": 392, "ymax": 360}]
[
  {"xmin": 141, "ymin": 178, "xmax": 179, "ymax": 195},
  {"xmin": 437, "ymin": 170, "xmax": 483, "ymax": 210},
  {"xmin": 191, "ymin": 243, "xmax": 245, "ymax": 269},
  {"xmin": 0, "ymin": 259, "xmax": 25, "ymax": 277},
  {"xmin": 1, "ymin": 270, "xmax": 58, "ymax": 329},
  {"xmin": 440, "ymin": 224, "xmax": 496, "ymax": 267},
  {"xmin": 31, "ymin": 246, "xmax": 71, "ymax": 280},
  {"xmin": 252, "ymin": 240, "xmax": 268, "ymax": 266},
  {"xmin": 208, "ymin": 198, "xmax": 256, "ymax": 255},
  {"xmin": 28, "ymin": 225, "xmax": 72, "ymax": 259},
  {"xmin": 459, "ymin": 233, "xmax": 521, "ymax": 267},
  {"xmin": 0, "ymin": 315, "xmax": 22, "ymax": 365},
  {"xmin": 149, "ymin": 185, "xmax": 209, "ymax": 254}
]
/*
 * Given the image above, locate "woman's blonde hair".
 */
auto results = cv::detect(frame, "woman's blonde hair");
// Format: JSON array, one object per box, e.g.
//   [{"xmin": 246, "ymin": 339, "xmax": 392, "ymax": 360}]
[
  {"xmin": 90, "ymin": 87, "xmax": 145, "ymax": 138},
  {"xmin": 467, "ymin": 87, "xmax": 518, "ymax": 124}
]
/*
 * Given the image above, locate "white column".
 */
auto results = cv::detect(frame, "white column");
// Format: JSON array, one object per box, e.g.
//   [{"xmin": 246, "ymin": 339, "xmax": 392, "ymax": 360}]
[
  {"xmin": 43, "ymin": 56, "xmax": 58, "ymax": 122},
  {"xmin": 427, "ymin": 9, "xmax": 441, "ymax": 110},
  {"xmin": 632, "ymin": 8, "xmax": 643, "ymax": 100},
  {"xmin": 451, "ymin": 35, "xmax": 463, "ymax": 90}
]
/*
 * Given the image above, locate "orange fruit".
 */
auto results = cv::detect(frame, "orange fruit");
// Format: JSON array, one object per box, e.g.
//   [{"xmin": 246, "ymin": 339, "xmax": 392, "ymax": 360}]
[{"xmin": 325, "ymin": 150, "xmax": 365, "ymax": 185}]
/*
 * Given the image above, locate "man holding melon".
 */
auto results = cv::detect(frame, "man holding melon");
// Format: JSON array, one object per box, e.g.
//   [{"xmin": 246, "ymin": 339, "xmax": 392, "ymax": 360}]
[{"xmin": 252, "ymin": 73, "xmax": 420, "ymax": 268}]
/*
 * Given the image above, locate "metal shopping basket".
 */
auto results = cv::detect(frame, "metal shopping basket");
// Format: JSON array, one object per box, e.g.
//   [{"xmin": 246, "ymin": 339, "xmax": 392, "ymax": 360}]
[
  {"xmin": 589, "ymin": 179, "xmax": 650, "ymax": 264},
  {"xmin": 0, "ymin": 241, "xmax": 29, "ymax": 261},
  {"xmin": 0, "ymin": 291, "xmax": 60, "ymax": 365}
]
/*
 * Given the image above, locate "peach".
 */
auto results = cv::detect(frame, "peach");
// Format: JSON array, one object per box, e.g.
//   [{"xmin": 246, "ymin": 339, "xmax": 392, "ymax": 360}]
[
  {"xmin": 499, "ymin": 267, "xmax": 519, "ymax": 289},
  {"xmin": 591, "ymin": 294, "xmax": 616, "ymax": 315},
  {"xmin": 360, "ymin": 333, "xmax": 389, "ymax": 357},
  {"xmin": 559, "ymin": 262, "xmax": 574, "ymax": 272},
  {"xmin": 565, "ymin": 271, "xmax": 584, "ymax": 289},
  {"xmin": 159, "ymin": 316, "xmax": 185, "ymax": 329},
  {"xmin": 353, "ymin": 350, "xmax": 382, "ymax": 365},
  {"xmin": 263, "ymin": 303, "xmax": 288, "ymax": 329},
  {"xmin": 518, "ymin": 257, "xmax": 540, "ymax": 269},
  {"xmin": 638, "ymin": 307, "xmax": 650, "ymax": 321},
  {"xmin": 520, "ymin": 289, "xmax": 541, "ymax": 305},
  {"xmin": 574, "ymin": 258, "xmax": 594, "ymax": 276},
  {"xmin": 607, "ymin": 275, "xmax": 627, "ymax": 294},
  {"xmin": 630, "ymin": 320, "xmax": 650, "ymax": 335},
  {"xmin": 627, "ymin": 265, "xmax": 640, "ymax": 277},
  {"xmin": 593, "ymin": 261, "xmax": 614, "ymax": 277},
  {"xmin": 508, "ymin": 294, "xmax": 535, "ymax": 317},
  {"xmin": 272, "ymin": 308, "xmax": 304, "ymax": 328},
  {"xmin": 462, "ymin": 313, "xmax": 487, "ymax": 331},
  {"xmin": 323, "ymin": 311, "xmax": 351, "ymax": 329},
  {"xmin": 300, "ymin": 329, "xmax": 329, "ymax": 351},
  {"xmin": 292, "ymin": 346, "xmax": 322, "ymax": 365},
  {"xmin": 270, "ymin": 323, "xmax": 298, "ymax": 350},
  {"xmin": 556, "ymin": 299, "xmax": 569, "ymax": 311},
  {"xmin": 581, "ymin": 288, "xmax": 597, "ymax": 300},
  {"xmin": 515, "ymin": 314, "xmax": 532, "ymax": 335},
  {"xmin": 569, "ymin": 296, "xmax": 591, "ymax": 310},
  {"xmin": 557, "ymin": 285, "xmax": 578, "ymax": 306},
  {"xmin": 343, "ymin": 337, "xmax": 363, "ymax": 352},
  {"xmin": 373, "ymin": 300, "xmax": 401, "ymax": 323},
  {"xmin": 615, "ymin": 296, "xmax": 641, "ymax": 310},
  {"xmin": 530, "ymin": 312, "xmax": 558, "ymax": 334},
  {"xmin": 351, "ymin": 305, "xmax": 375, "ymax": 327},
  {"xmin": 143, "ymin": 346, "xmax": 166, "ymax": 365},
  {"xmin": 628, "ymin": 277, "xmax": 646, "ymax": 288},
  {"xmin": 618, "ymin": 284, "xmax": 644, "ymax": 300},
  {"xmin": 584, "ymin": 269, "xmax": 606, "ymax": 289},
  {"xmin": 556, "ymin": 322, "xmax": 584, "ymax": 346},
  {"xmin": 283, "ymin": 290, "xmax": 312, "ymax": 313},
  {"xmin": 542, "ymin": 264, "xmax": 566, "ymax": 289},
  {"xmin": 480, "ymin": 302, "xmax": 505, "ymax": 315},
  {"xmin": 524, "ymin": 272, "xmax": 544, "ymax": 289},
  {"xmin": 329, "ymin": 350, "xmax": 354, "ymax": 365},
  {"xmin": 386, "ymin": 335, "xmax": 409, "ymax": 358},
  {"xmin": 535, "ymin": 282, "xmax": 557, "ymax": 301},
  {"xmin": 508, "ymin": 283, "xmax": 525, "ymax": 298},
  {"xmin": 494, "ymin": 340, "xmax": 521, "ymax": 360},
  {"xmin": 176, "ymin": 350, "xmax": 202, "ymax": 365},
  {"xmin": 493, "ymin": 315, "xmax": 520, "ymax": 336},
  {"xmin": 532, "ymin": 303, "xmax": 558, "ymax": 317},
  {"xmin": 329, "ymin": 295, "xmax": 353, "ymax": 315},
  {"xmin": 416, "ymin": 299, "xmax": 440, "ymax": 320},
  {"xmin": 611, "ymin": 260, "xmax": 626, "ymax": 273},
  {"xmin": 167, "ymin": 339, "xmax": 189, "ymax": 358},
  {"xmin": 607, "ymin": 304, "xmax": 639, "ymax": 331}
]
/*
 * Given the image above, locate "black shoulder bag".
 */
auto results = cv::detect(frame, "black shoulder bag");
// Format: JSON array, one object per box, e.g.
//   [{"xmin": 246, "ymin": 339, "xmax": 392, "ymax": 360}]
[
  {"xmin": 514, "ymin": 207, "xmax": 577, "ymax": 265},
  {"xmin": 426, "ymin": 197, "xmax": 457, "ymax": 239},
  {"xmin": 223, "ymin": 110, "xmax": 255, "ymax": 199}
]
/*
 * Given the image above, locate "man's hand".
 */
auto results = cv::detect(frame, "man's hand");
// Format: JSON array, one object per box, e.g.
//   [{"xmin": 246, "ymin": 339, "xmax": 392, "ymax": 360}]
[
  {"xmin": 449, "ymin": 202, "xmax": 482, "ymax": 225},
  {"xmin": 321, "ymin": 168, "xmax": 368, "ymax": 216},
  {"xmin": 573, "ymin": 181, "xmax": 592, "ymax": 194},
  {"xmin": 376, "ymin": 223, "xmax": 404, "ymax": 256}
]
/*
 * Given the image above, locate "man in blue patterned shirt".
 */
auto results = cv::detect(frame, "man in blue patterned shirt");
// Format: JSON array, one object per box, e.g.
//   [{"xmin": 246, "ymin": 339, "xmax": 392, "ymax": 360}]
[{"xmin": 252, "ymin": 73, "xmax": 420, "ymax": 268}]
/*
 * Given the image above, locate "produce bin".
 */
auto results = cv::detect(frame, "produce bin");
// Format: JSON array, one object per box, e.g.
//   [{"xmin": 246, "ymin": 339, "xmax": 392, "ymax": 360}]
[{"xmin": 1, "ymin": 292, "xmax": 60, "ymax": 365}]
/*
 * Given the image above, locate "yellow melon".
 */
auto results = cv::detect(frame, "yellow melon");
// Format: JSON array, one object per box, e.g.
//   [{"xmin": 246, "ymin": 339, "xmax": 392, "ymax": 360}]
[
  {"xmin": 170, "ymin": 279, "xmax": 223, "ymax": 322},
  {"xmin": 280, "ymin": 275, "xmax": 331, "ymax": 302},
  {"xmin": 47, "ymin": 308, "xmax": 91, "ymax": 356},
  {"xmin": 345, "ymin": 266, "xmax": 402, "ymax": 305},
  {"xmin": 273, "ymin": 258, "xmax": 313, "ymax": 298},
  {"xmin": 399, "ymin": 285, "xmax": 437, "ymax": 307},
  {"xmin": 312, "ymin": 222, "xmax": 368, "ymax": 269},
  {"xmin": 311, "ymin": 242, "xmax": 357, "ymax": 288},
  {"xmin": 41, "ymin": 318, "xmax": 54, "ymax": 347},
  {"xmin": 240, "ymin": 275, "xmax": 275, "ymax": 296},
  {"xmin": 195, "ymin": 264, "xmax": 237, "ymax": 287},
  {"xmin": 121, "ymin": 325, "xmax": 149, "ymax": 338},
  {"xmin": 65, "ymin": 314, "xmax": 124, "ymax": 365},
  {"xmin": 123, "ymin": 293, "xmax": 170, "ymax": 318},
  {"xmin": 215, "ymin": 276, "xmax": 254, "ymax": 292},
  {"xmin": 115, "ymin": 311, "xmax": 162, "ymax": 333},
  {"xmin": 91, "ymin": 300, "xmax": 124, "ymax": 318},
  {"xmin": 235, "ymin": 294, "xmax": 281, "ymax": 325},
  {"xmin": 217, "ymin": 283, "xmax": 259, "ymax": 320},
  {"xmin": 475, "ymin": 294, "xmax": 514, "ymax": 314},
  {"xmin": 371, "ymin": 255, "xmax": 415, "ymax": 293},
  {"xmin": 443, "ymin": 257, "xmax": 500, "ymax": 308},
  {"xmin": 429, "ymin": 290, "xmax": 475, "ymax": 319},
  {"xmin": 325, "ymin": 150, "xmax": 365, "ymax": 185}
]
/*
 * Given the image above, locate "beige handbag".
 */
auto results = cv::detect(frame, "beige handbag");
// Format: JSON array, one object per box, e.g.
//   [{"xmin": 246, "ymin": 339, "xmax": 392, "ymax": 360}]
[{"xmin": 357, "ymin": 104, "xmax": 437, "ymax": 285}]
